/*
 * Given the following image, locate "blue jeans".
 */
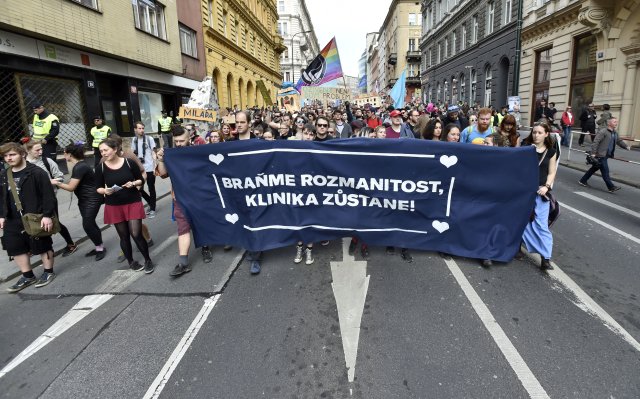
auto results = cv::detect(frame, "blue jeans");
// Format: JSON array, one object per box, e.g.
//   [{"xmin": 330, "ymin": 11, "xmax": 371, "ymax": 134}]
[
  {"xmin": 561, "ymin": 126, "xmax": 571, "ymax": 146},
  {"xmin": 580, "ymin": 156, "xmax": 614, "ymax": 189}
]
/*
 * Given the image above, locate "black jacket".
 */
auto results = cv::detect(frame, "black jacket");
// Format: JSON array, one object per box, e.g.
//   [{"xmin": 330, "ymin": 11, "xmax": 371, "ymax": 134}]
[{"xmin": 0, "ymin": 163, "xmax": 56, "ymax": 219}]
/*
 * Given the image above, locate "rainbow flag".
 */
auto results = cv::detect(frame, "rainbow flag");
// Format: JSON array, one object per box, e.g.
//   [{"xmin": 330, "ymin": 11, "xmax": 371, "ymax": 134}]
[{"xmin": 295, "ymin": 37, "xmax": 344, "ymax": 92}]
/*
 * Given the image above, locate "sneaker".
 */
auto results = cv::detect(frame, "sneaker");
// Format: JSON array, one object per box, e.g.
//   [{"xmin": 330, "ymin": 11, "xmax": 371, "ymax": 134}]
[
  {"xmin": 250, "ymin": 261, "xmax": 261, "ymax": 274},
  {"xmin": 117, "ymin": 252, "xmax": 126, "ymax": 263},
  {"xmin": 578, "ymin": 181, "xmax": 589, "ymax": 187},
  {"xmin": 348, "ymin": 239, "xmax": 357, "ymax": 255},
  {"xmin": 147, "ymin": 239, "xmax": 155, "ymax": 248},
  {"xmin": 62, "ymin": 244, "xmax": 78, "ymax": 257},
  {"xmin": 145, "ymin": 209, "xmax": 151, "ymax": 216},
  {"xmin": 608, "ymin": 186, "xmax": 621, "ymax": 193},
  {"xmin": 85, "ymin": 249, "xmax": 98, "ymax": 257},
  {"xmin": 223, "ymin": 245, "xmax": 233, "ymax": 251},
  {"xmin": 202, "ymin": 247, "xmax": 213, "ymax": 263},
  {"xmin": 7, "ymin": 276, "xmax": 37, "ymax": 293},
  {"xmin": 170, "ymin": 263, "xmax": 191, "ymax": 276},
  {"xmin": 129, "ymin": 261, "xmax": 144, "ymax": 272},
  {"xmin": 144, "ymin": 260, "xmax": 155, "ymax": 274},
  {"xmin": 481, "ymin": 259, "xmax": 493, "ymax": 268},
  {"xmin": 35, "ymin": 271, "xmax": 56, "ymax": 288},
  {"xmin": 147, "ymin": 210, "xmax": 156, "ymax": 219},
  {"xmin": 305, "ymin": 248, "xmax": 314, "ymax": 265},
  {"xmin": 320, "ymin": 240, "xmax": 330, "ymax": 246},
  {"xmin": 386, "ymin": 246, "xmax": 395, "ymax": 255},
  {"xmin": 514, "ymin": 250, "xmax": 525, "ymax": 261},
  {"xmin": 95, "ymin": 249, "xmax": 106, "ymax": 261},
  {"xmin": 361, "ymin": 246, "xmax": 369, "ymax": 259},
  {"xmin": 400, "ymin": 248, "xmax": 413, "ymax": 263},
  {"xmin": 294, "ymin": 245, "xmax": 304, "ymax": 264}
]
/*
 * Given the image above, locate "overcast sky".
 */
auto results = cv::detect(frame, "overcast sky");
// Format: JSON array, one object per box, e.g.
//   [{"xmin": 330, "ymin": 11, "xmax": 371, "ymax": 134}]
[{"xmin": 305, "ymin": 0, "xmax": 393, "ymax": 77}]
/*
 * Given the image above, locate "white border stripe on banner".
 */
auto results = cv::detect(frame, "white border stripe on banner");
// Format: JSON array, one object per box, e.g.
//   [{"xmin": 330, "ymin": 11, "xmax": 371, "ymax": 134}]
[
  {"xmin": 228, "ymin": 148, "xmax": 436, "ymax": 159},
  {"xmin": 446, "ymin": 177, "xmax": 456, "ymax": 217},
  {"xmin": 445, "ymin": 259, "xmax": 550, "ymax": 398},
  {"xmin": 143, "ymin": 294, "xmax": 221, "ymax": 399},
  {"xmin": 243, "ymin": 224, "xmax": 429, "ymax": 234}
]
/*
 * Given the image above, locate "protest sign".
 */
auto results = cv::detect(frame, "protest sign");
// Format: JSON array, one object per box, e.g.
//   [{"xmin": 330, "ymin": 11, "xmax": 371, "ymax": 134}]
[
  {"xmin": 178, "ymin": 107, "xmax": 216, "ymax": 122},
  {"xmin": 163, "ymin": 139, "xmax": 538, "ymax": 262},
  {"xmin": 301, "ymin": 87, "xmax": 352, "ymax": 107}
]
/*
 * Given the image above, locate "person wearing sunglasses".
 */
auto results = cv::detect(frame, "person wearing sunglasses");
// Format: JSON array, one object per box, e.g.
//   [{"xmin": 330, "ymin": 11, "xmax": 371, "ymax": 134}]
[
  {"xmin": 292, "ymin": 116, "xmax": 307, "ymax": 140},
  {"xmin": 314, "ymin": 117, "xmax": 332, "ymax": 142}
]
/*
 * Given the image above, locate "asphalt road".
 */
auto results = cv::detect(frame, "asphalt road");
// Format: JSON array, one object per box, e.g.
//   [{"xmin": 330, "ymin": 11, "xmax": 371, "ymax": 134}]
[{"xmin": 0, "ymin": 164, "xmax": 639, "ymax": 398}]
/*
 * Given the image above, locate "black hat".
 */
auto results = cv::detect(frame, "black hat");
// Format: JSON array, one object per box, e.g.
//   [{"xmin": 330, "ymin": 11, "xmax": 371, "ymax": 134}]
[
  {"xmin": 93, "ymin": 115, "xmax": 103, "ymax": 120},
  {"xmin": 31, "ymin": 101, "xmax": 44, "ymax": 109}
]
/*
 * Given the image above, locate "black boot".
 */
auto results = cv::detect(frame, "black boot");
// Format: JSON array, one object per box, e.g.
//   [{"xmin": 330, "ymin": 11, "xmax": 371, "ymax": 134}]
[{"xmin": 540, "ymin": 258, "xmax": 553, "ymax": 270}]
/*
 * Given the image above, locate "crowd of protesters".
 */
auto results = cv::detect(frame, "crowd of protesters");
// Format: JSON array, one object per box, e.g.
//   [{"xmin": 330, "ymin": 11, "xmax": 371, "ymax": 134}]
[{"xmin": 2, "ymin": 95, "xmax": 630, "ymax": 292}]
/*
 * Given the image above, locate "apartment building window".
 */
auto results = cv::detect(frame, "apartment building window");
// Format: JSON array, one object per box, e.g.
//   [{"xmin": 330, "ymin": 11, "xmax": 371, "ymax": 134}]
[
  {"xmin": 132, "ymin": 0, "xmax": 167, "ymax": 40},
  {"xmin": 571, "ymin": 36, "xmax": 596, "ymax": 127},
  {"xmin": 460, "ymin": 72, "xmax": 465, "ymax": 100},
  {"xmin": 438, "ymin": 42, "xmax": 442, "ymax": 63},
  {"xmin": 472, "ymin": 16, "xmax": 478, "ymax": 43},
  {"xmin": 278, "ymin": 0, "xmax": 285, "ymax": 12},
  {"xmin": 438, "ymin": 0, "xmax": 443, "ymax": 22},
  {"xmin": 428, "ymin": 48, "xmax": 432, "ymax": 66},
  {"xmin": 471, "ymin": 69, "xmax": 477, "ymax": 101},
  {"xmin": 285, "ymin": 72, "xmax": 290, "ymax": 81},
  {"xmin": 462, "ymin": 25, "xmax": 467, "ymax": 50},
  {"xmin": 408, "ymin": 63, "xmax": 417, "ymax": 77},
  {"xmin": 532, "ymin": 48, "xmax": 551, "ymax": 120},
  {"xmin": 409, "ymin": 38, "xmax": 416, "ymax": 52},
  {"xmin": 278, "ymin": 22, "xmax": 288, "ymax": 36},
  {"xmin": 444, "ymin": 37, "xmax": 448, "ymax": 58},
  {"xmin": 504, "ymin": 0, "xmax": 513, "ymax": 25},
  {"xmin": 222, "ymin": 11, "xmax": 228, "ymax": 37},
  {"xmin": 409, "ymin": 13, "xmax": 417, "ymax": 26},
  {"xmin": 208, "ymin": 0, "xmax": 214, "ymax": 27},
  {"xmin": 452, "ymin": 31, "xmax": 457, "ymax": 55},
  {"xmin": 70, "ymin": 0, "xmax": 98, "ymax": 10},
  {"xmin": 484, "ymin": 65, "xmax": 492, "ymax": 106},
  {"xmin": 437, "ymin": 82, "xmax": 442, "ymax": 102},
  {"xmin": 179, "ymin": 24, "xmax": 197, "ymax": 58},
  {"xmin": 486, "ymin": 2, "xmax": 495, "ymax": 35}
]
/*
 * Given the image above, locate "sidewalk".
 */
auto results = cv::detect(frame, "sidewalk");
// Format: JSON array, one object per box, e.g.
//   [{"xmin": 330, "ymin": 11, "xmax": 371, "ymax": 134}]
[
  {"xmin": 0, "ymin": 168, "xmax": 173, "ymax": 282},
  {"xmin": 559, "ymin": 131, "xmax": 640, "ymax": 188}
]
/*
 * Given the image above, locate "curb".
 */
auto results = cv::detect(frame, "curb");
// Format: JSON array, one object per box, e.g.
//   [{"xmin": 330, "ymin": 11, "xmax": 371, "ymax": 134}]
[
  {"xmin": 0, "ymin": 190, "xmax": 173, "ymax": 284},
  {"xmin": 559, "ymin": 161, "xmax": 640, "ymax": 189}
]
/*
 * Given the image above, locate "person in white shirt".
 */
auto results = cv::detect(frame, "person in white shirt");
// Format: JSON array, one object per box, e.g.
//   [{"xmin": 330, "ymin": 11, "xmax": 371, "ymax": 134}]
[{"xmin": 132, "ymin": 121, "xmax": 157, "ymax": 218}]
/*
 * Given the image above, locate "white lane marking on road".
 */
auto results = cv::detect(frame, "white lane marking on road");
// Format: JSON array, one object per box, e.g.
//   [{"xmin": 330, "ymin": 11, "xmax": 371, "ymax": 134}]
[
  {"xmin": 0, "ymin": 236, "xmax": 177, "ymax": 379},
  {"xmin": 143, "ymin": 294, "xmax": 221, "ymax": 399},
  {"xmin": 445, "ymin": 259, "xmax": 550, "ymax": 399},
  {"xmin": 330, "ymin": 238, "xmax": 370, "ymax": 383},
  {"xmin": 574, "ymin": 191, "xmax": 640, "ymax": 219},
  {"xmin": 543, "ymin": 259, "xmax": 640, "ymax": 352},
  {"xmin": 0, "ymin": 294, "xmax": 113, "ymax": 378},
  {"xmin": 560, "ymin": 201, "xmax": 640, "ymax": 245}
]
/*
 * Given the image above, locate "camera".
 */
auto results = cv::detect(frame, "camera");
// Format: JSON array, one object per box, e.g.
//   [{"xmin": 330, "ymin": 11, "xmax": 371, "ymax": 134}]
[{"xmin": 585, "ymin": 154, "xmax": 601, "ymax": 168}]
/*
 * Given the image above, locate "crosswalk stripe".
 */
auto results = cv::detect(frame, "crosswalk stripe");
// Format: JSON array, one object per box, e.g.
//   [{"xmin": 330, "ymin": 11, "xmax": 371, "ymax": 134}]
[
  {"xmin": 445, "ymin": 259, "xmax": 550, "ymax": 399},
  {"xmin": 560, "ymin": 202, "xmax": 640, "ymax": 245},
  {"xmin": 574, "ymin": 191, "xmax": 640, "ymax": 219}
]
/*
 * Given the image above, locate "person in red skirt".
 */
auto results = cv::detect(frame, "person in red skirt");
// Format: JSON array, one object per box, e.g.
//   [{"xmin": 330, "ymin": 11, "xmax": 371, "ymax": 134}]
[{"xmin": 95, "ymin": 138, "xmax": 155, "ymax": 273}]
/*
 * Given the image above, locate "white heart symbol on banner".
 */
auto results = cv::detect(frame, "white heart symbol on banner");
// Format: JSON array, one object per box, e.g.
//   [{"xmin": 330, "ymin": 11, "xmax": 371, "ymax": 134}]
[
  {"xmin": 209, "ymin": 154, "xmax": 225, "ymax": 165},
  {"xmin": 440, "ymin": 155, "xmax": 458, "ymax": 168},
  {"xmin": 432, "ymin": 220, "xmax": 450, "ymax": 233},
  {"xmin": 225, "ymin": 213, "xmax": 239, "ymax": 224}
]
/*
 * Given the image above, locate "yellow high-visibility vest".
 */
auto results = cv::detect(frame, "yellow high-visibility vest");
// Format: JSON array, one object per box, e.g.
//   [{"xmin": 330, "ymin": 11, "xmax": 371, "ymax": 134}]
[
  {"xmin": 159, "ymin": 116, "xmax": 172, "ymax": 132},
  {"xmin": 90, "ymin": 125, "xmax": 112, "ymax": 148},
  {"xmin": 32, "ymin": 114, "xmax": 59, "ymax": 140}
]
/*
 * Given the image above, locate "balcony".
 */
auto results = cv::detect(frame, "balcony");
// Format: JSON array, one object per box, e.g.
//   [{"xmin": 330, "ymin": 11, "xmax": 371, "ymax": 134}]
[
  {"xmin": 406, "ymin": 50, "xmax": 421, "ymax": 61},
  {"xmin": 406, "ymin": 75, "xmax": 421, "ymax": 85},
  {"xmin": 388, "ymin": 52, "xmax": 397, "ymax": 65},
  {"xmin": 388, "ymin": 78, "xmax": 398, "ymax": 86}
]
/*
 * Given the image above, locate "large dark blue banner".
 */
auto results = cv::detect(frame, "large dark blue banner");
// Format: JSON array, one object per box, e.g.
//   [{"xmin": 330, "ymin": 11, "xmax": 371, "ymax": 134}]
[{"xmin": 164, "ymin": 139, "xmax": 538, "ymax": 262}]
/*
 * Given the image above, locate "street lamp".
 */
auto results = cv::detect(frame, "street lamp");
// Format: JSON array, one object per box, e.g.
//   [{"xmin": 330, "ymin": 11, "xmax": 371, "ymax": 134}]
[{"xmin": 291, "ymin": 30, "xmax": 312, "ymax": 83}]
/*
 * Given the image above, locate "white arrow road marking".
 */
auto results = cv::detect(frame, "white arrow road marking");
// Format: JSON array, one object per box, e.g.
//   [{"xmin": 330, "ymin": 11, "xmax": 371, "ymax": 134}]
[{"xmin": 330, "ymin": 238, "xmax": 370, "ymax": 383}]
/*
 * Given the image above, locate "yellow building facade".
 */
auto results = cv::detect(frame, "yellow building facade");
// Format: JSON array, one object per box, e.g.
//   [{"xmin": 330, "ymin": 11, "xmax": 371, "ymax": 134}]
[{"xmin": 203, "ymin": 0, "xmax": 286, "ymax": 109}]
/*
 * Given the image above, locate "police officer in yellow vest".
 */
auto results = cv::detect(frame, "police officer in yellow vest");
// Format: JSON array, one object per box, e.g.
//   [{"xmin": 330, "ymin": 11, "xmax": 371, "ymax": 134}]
[
  {"xmin": 157, "ymin": 110, "xmax": 173, "ymax": 148},
  {"xmin": 90, "ymin": 115, "xmax": 112, "ymax": 167},
  {"xmin": 32, "ymin": 102, "xmax": 60, "ymax": 162}
]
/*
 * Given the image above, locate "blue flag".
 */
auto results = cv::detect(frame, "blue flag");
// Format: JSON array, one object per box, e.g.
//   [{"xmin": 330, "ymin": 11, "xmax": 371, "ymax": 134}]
[
  {"xmin": 358, "ymin": 75, "xmax": 367, "ymax": 89},
  {"xmin": 389, "ymin": 70, "xmax": 407, "ymax": 109},
  {"xmin": 164, "ymin": 139, "xmax": 539, "ymax": 262}
]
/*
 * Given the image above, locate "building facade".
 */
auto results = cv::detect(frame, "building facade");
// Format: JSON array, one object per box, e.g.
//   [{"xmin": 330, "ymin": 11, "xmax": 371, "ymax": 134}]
[
  {"xmin": 519, "ymin": 0, "xmax": 640, "ymax": 139},
  {"xmin": 277, "ymin": 0, "xmax": 320, "ymax": 85},
  {"xmin": 365, "ymin": 32, "xmax": 380, "ymax": 93},
  {"xmin": 0, "ymin": 0, "xmax": 206, "ymax": 144},
  {"xmin": 380, "ymin": 0, "xmax": 423, "ymax": 101},
  {"xmin": 204, "ymin": 0, "xmax": 287, "ymax": 110},
  {"xmin": 420, "ymin": 0, "xmax": 519, "ymax": 109}
]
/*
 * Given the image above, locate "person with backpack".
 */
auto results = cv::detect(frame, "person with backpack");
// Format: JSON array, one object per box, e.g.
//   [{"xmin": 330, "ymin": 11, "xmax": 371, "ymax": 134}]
[
  {"xmin": 131, "ymin": 121, "xmax": 157, "ymax": 219},
  {"xmin": 24, "ymin": 139, "xmax": 78, "ymax": 257}
]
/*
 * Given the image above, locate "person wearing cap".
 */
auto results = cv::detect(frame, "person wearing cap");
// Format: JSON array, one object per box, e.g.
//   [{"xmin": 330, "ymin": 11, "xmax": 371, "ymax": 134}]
[
  {"xmin": 385, "ymin": 110, "xmax": 405, "ymax": 139},
  {"xmin": 441, "ymin": 105, "xmax": 468, "ymax": 131},
  {"xmin": 90, "ymin": 116, "xmax": 112, "ymax": 167},
  {"xmin": 158, "ymin": 110, "xmax": 174, "ymax": 148},
  {"xmin": 31, "ymin": 102, "xmax": 60, "ymax": 162}
]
